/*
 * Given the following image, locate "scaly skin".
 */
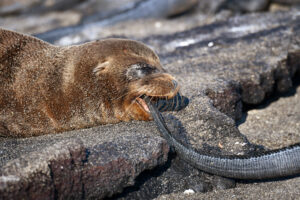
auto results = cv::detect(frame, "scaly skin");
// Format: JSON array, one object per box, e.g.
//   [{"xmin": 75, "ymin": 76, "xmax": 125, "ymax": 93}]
[{"xmin": 146, "ymin": 98, "xmax": 300, "ymax": 179}]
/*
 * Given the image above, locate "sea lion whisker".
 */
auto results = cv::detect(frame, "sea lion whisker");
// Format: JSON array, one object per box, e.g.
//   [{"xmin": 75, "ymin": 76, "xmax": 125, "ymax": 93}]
[{"xmin": 110, "ymin": 90, "xmax": 136, "ymax": 101}]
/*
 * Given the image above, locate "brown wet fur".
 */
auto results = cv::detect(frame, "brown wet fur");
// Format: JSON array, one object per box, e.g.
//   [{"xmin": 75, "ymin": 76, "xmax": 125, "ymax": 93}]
[{"xmin": 0, "ymin": 28, "xmax": 179, "ymax": 137}]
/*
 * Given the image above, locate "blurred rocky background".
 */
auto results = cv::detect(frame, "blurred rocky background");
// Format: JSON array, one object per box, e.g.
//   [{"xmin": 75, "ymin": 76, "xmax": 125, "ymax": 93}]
[
  {"xmin": 1, "ymin": 0, "xmax": 299, "ymax": 44},
  {"xmin": 1, "ymin": 0, "xmax": 300, "ymax": 199}
]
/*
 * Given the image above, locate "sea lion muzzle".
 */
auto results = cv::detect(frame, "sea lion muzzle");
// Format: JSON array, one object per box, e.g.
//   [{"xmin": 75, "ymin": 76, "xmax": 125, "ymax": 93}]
[{"xmin": 142, "ymin": 80, "xmax": 189, "ymax": 112}]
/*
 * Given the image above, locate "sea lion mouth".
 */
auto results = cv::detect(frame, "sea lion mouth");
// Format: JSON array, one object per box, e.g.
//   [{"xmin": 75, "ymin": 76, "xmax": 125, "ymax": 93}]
[
  {"xmin": 127, "ymin": 78, "xmax": 188, "ymax": 120},
  {"xmin": 135, "ymin": 92, "xmax": 189, "ymax": 114},
  {"xmin": 136, "ymin": 96, "xmax": 150, "ymax": 113},
  {"xmin": 132, "ymin": 79, "xmax": 179, "ymax": 114},
  {"xmin": 135, "ymin": 95, "xmax": 162, "ymax": 114}
]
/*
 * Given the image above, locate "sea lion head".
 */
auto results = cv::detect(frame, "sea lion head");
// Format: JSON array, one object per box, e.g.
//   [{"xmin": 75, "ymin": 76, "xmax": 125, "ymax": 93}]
[{"xmin": 73, "ymin": 39, "xmax": 180, "ymax": 122}]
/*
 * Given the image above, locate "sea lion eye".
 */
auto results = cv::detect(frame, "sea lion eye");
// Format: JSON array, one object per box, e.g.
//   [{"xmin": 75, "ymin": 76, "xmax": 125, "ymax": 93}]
[{"xmin": 126, "ymin": 63, "xmax": 157, "ymax": 80}]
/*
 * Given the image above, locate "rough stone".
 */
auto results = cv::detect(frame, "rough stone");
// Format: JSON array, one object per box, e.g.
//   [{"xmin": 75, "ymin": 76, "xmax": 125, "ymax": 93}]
[
  {"xmin": 40, "ymin": 10, "xmax": 232, "ymax": 46},
  {"xmin": 156, "ymin": 176, "xmax": 300, "ymax": 200},
  {"xmin": 0, "ymin": 0, "xmax": 82, "ymax": 16},
  {"xmin": 272, "ymin": 0, "xmax": 300, "ymax": 4},
  {"xmin": 217, "ymin": 0, "xmax": 270, "ymax": 13},
  {"xmin": 156, "ymin": 82, "xmax": 300, "ymax": 200},
  {"xmin": 0, "ymin": 122, "xmax": 169, "ymax": 199},
  {"xmin": 197, "ymin": 0, "xmax": 300, "ymax": 14},
  {"xmin": 35, "ymin": 0, "xmax": 199, "ymax": 44},
  {"xmin": 107, "ymin": 11, "xmax": 300, "ymax": 199},
  {"xmin": 0, "ymin": 11, "xmax": 81, "ymax": 34},
  {"xmin": 0, "ymin": 7, "xmax": 300, "ymax": 200},
  {"xmin": 239, "ymin": 82, "xmax": 300, "ymax": 149},
  {"xmin": 0, "ymin": 0, "xmax": 198, "ymax": 38}
]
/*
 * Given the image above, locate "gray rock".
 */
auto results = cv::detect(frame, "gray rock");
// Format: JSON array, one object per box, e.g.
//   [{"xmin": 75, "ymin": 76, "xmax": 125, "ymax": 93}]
[
  {"xmin": 0, "ymin": 0, "xmax": 198, "ymax": 39},
  {"xmin": 111, "ymin": 155, "xmax": 212, "ymax": 199},
  {"xmin": 156, "ymin": 176, "xmax": 300, "ymax": 200},
  {"xmin": 35, "ymin": 0, "xmax": 198, "ymax": 44},
  {"xmin": 0, "ymin": 123, "xmax": 169, "ymax": 199},
  {"xmin": 212, "ymin": 175, "xmax": 236, "ymax": 190},
  {"xmin": 156, "ymin": 81, "xmax": 300, "ymax": 200},
  {"xmin": 0, "ymin": 0, "xmax": 139, "ymax": 34},
  {"xmin": 239, "ymin": 83, "xmax": 300, "ymax": 149},
  {"xmin": 197, "ymin": 0, "xmax": 227, "ymax": 13},
  {"xmin": 0, "ymin": 9, "xmax": 300, "ymax": 200},
  {"xmin": 197, "ymin": 0, "xmax": 270, "ymax": 13},
  {"xmin": 78, "ymin": 0, "xmax": 198, "ymax": 24},
  {"xmin": 110, "ymin": 11, "xmax": 300, "ymax": 199},
  {"xmin": 217, "ymin": 0, "xmax": 270, "ymax": 13},
  {"xmin": 75, "ymin": 0, "xmax": 142, "ymax": 23},
  {"xmin": 46, "ymin": 10, "xmax": 232, "ymax": 46},
  {"xmin": 272, "ymin": 0, "xmax": 300, "ymax": 4},
  {"xmin": 0, "ymin": 0, "xmax": 82, "ymax": 16},
  {"xmin": 0, "ymin": 11, "xmax": 81, "ymax": 34}
]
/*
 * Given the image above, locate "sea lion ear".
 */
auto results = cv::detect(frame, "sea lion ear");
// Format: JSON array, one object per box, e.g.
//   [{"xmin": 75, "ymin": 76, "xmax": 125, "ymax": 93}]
[{"xmin": 93, "ymin": 60, "xmax": 109, "ymax": 76}]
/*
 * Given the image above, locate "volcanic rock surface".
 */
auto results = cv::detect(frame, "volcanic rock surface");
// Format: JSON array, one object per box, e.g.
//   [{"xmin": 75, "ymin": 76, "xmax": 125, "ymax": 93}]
[{"xmin": 0, "ymin": 1, "xmax": 300, "ymax": 199}]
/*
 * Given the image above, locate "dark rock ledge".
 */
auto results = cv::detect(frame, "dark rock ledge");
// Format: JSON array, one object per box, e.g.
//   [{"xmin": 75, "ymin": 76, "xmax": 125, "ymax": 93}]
[
  {"xmin": 0, "ymin": 123, "xmax": 169, "ymax": 199},
  {"xmin": 0, "ymin": 10, "xmax": 300, "ymax": 199}
]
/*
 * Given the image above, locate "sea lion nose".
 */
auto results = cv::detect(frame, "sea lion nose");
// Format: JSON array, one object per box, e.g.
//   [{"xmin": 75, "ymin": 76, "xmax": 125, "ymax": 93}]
[{"xmin": 172, "ymin": 80, "xmax": 178, "ymax": 90}]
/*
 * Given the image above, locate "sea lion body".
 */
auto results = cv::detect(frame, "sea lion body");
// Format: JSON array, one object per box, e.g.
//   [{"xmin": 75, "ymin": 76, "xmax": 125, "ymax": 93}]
[{"xmin": 0, "ymin": 28, "xmax": 179, "ymax": 137}]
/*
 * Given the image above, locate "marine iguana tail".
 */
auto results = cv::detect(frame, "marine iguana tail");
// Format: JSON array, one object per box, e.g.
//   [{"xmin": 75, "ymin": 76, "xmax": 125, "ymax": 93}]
[{"xmin": 147, "ymin": 98, "xmax": 300, "ymax": 179}]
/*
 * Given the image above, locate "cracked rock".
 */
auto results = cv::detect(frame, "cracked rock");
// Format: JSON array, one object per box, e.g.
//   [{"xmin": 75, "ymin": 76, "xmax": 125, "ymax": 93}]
[
  {"xmin": 0, "ymin": 7, "xmax": 300, "ymax": 200},
  {"xmin": 0, "ymin": 123, "xmax": 169, "ymax": 199}
]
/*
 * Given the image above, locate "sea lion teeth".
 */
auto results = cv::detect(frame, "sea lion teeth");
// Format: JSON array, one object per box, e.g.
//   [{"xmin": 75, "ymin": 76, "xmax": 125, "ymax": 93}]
[{"xmin": 136, "ymin": 97, "xmax": 150, "ymax": 113}]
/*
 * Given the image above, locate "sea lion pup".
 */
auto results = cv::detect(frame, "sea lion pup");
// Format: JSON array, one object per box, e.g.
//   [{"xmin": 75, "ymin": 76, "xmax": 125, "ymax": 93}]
[{"xmin": 0, "ymin": 28, "xmax": 179, "ymax": 137}]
